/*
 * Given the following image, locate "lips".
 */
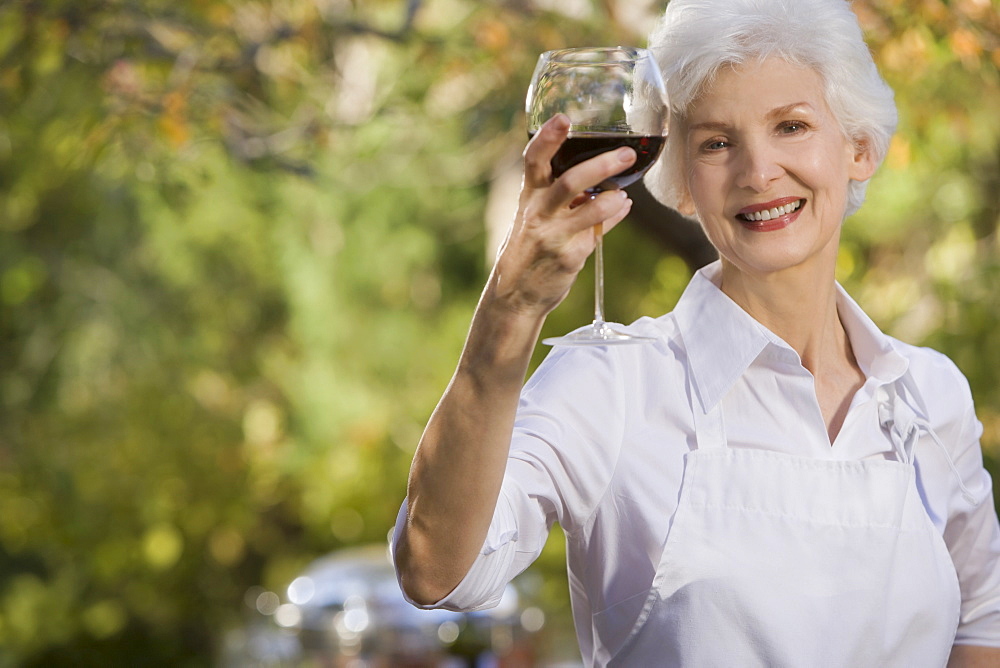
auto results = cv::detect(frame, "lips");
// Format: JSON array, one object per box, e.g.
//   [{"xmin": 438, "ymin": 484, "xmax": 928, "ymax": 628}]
[
  {"xmin": 737, "ymin": 197, "xmax": 804, "ymax": 222},
  {"xmin": 735, "ymin": 197, "xmax": 805, "ymax": 232}
]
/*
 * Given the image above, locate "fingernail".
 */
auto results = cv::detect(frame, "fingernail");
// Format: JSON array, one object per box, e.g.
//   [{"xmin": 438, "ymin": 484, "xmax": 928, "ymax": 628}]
[{"xmin": 617, "ymin": 147, "xmax": 635, "ymax": 162}]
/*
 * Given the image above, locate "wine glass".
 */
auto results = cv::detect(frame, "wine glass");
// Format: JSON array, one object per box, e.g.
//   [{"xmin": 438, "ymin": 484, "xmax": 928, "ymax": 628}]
[{"xmin": 526, "ymin": 46, "xmax": 668, "ymax": 346}]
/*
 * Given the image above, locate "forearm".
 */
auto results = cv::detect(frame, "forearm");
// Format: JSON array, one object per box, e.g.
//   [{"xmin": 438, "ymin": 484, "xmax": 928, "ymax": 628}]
[
  {"xmin": 947, "ymin": 644, "xmax": 1000, "ymax": 667},
  {"xmin": 397, "ymin": 279, "xmax": 544, "ymax": 605},
  {"xmin": 396, "ymin": 114, "xmax": 636, "ymax": 606}
]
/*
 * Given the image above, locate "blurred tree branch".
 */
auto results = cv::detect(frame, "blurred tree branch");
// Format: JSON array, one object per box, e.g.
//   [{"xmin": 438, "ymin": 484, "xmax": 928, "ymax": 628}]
[{"xmin": 626, "ymin": 182, "xmax": 717, "ymax": 273}]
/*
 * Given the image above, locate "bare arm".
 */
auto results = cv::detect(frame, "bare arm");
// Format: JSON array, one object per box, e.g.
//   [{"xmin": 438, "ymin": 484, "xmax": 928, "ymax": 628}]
[
  {"xmin": 947, "ymin": 645, "xmax": 1000, "ymax": 667},
  {"xmin": 395, "ymin": 114, "xmax": 636, "ymax": 605}
]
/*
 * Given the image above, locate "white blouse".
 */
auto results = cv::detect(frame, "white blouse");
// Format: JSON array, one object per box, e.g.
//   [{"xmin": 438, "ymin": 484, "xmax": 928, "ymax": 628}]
[{"xmin": 392, "ymin": 261, "xmax": 1000, "ymax": 659}]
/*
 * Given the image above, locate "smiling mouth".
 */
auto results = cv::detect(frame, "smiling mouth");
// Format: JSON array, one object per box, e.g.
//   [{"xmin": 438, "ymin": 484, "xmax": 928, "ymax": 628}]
[{"xmin": 737, "ymin": 199, "xmax": 804, "ymax": 222}]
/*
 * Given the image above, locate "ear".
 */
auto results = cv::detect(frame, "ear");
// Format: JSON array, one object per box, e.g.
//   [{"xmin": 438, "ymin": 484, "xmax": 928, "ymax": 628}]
[{"xmin": 848, "ymin": 137, "xmax": 878, "ymax": 182}]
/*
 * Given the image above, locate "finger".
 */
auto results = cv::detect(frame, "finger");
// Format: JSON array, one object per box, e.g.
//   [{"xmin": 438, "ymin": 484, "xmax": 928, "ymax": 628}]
[
  {"xmin": 523, "ymin": 114, "xmax": 570, "ymax": 189},
  {"xmin": 565, "ymin": 190, "xmax": 632, "ymax": 235},
  {"xmin": 544, "ymin": 147, "xmax": 637, "ymax": 211},
  {"xmin": 600, "ymin": 194, "xmax": 634, "ymax": 235}
]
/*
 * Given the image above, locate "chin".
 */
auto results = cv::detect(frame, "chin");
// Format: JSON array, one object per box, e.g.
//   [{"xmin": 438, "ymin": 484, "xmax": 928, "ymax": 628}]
[{"xmin": 720, "ymin": 247, "xmax": 827, "ymax": 279}]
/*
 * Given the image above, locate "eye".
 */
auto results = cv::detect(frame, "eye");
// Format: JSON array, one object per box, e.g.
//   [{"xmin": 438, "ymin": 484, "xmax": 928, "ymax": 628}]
[
  {"xmin": 778, "ymin": 121, "xmax": 807, "ymax": 134},
  {"xmin": 703, "ymin": 138, "xmax": 729, "ymax": 151}
]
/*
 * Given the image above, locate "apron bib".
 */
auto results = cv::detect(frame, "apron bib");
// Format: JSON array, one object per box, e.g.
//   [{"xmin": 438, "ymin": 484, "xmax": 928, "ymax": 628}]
[{"xmin": 603, "ymin": 381, "xmax": 961, "ymax": 667}]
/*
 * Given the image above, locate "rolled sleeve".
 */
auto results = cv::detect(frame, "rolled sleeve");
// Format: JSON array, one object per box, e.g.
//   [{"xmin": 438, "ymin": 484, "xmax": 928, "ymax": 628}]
[
  {"xmin": 390, "ymin": 344, "xmax": 628, "ymax": 613},
  {"xmin": 390, "ymin": 477, "xmax": 548, "ymax": 612}
]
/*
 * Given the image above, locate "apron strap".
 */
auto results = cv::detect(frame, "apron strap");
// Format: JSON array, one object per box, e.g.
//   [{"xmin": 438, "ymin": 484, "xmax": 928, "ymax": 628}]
[{"xmin": 878, "ymin": 380, "xmax": 983, "ymax": 506}]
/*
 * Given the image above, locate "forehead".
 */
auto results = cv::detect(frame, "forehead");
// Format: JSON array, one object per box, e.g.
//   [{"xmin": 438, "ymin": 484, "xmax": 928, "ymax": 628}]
[{"xmin": 684, "ymin": 57, "xmax": 831, "ymax": 125}]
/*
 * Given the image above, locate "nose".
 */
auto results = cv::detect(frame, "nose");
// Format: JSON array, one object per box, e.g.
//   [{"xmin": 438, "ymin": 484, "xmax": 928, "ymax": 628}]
[{"xmin": 734, "ymin": 140, "xmax": 784, "ymax": 192}]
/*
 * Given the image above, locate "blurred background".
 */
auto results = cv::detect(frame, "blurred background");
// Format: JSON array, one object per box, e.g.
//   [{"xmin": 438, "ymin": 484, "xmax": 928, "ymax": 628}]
[{"xmin": 0, "ymin": 0, "xmax": 998, "ymax": 665}]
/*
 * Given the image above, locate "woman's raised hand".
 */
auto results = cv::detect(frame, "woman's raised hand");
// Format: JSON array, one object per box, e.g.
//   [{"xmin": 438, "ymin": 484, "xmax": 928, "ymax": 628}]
[{"xmin": 492, "ymin": 114, "xmax": 636, "ymax": 319}]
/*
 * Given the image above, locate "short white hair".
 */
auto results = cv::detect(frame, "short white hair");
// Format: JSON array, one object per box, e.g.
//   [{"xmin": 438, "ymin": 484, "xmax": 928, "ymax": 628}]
[{"xmin": 644, "ymin": 0, "xmax": 897, "ymax": 218}]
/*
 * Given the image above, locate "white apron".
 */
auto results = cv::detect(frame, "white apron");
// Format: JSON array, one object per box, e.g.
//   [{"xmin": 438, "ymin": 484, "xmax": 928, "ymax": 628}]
[{"xmin": 604, "ymin": 380, "xmax": 962, "ymax": 667}]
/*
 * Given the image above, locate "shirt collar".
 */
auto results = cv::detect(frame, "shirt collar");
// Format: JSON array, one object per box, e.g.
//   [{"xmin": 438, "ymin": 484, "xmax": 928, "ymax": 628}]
[
  {"xmin": 835, "ymin": 284, "xmax": 909, "ymax": 384},
  {"xmin": 671, "ymin": 260, "xmax": 910, "ymax": 413}
]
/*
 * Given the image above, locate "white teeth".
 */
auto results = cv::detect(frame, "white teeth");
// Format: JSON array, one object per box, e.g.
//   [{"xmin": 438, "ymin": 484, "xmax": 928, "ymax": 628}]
[{"xmin": 741, "ymin": 199, "xmax": 803, "ymax": 222}]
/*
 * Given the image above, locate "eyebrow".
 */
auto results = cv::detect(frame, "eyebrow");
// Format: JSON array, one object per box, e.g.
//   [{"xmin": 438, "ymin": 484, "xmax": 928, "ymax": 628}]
[{"xmin": 687, "ymin": 102, "xmax": 817, "ymax": 132}]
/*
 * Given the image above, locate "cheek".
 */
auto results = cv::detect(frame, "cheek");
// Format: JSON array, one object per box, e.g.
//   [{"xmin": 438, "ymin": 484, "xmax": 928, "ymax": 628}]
[
  {"xmin": 685, "ymin": 161, "xmax": 725, "ymax": 202},
  {"xmin": 684, "ymin": 176, "xmax": 710, "ymax": 219},
  {"xmin": 816, "ymin": 140, "xmax": 857, "ymax": 182},
  {"xmin": 688, "ymin": 172, "xmax": 736, "ymax": 226}
]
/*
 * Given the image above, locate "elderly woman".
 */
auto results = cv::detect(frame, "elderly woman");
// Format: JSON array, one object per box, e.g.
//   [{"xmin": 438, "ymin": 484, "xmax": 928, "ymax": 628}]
[{"xmin": 392, "ymin": 0, "xmax": 1000, "ymax": 664}]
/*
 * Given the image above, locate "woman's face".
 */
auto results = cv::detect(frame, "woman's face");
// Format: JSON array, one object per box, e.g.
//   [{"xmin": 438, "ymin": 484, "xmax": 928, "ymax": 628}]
[{"xmin": 680, "ymin": 57, "xmax": 875, "ymax": 278}]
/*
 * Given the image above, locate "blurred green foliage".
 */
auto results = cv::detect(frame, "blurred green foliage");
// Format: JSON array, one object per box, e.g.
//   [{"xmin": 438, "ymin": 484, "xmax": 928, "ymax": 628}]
[{"xmin": 0, "ymin": 0, "xmax": 998, "ymax": 665}]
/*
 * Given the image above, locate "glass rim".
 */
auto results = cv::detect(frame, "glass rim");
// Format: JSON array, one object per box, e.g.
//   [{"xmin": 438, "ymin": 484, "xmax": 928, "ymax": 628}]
[{"xmin": 539, "ymin": 46, "xmax": 652, "ymax": 63}]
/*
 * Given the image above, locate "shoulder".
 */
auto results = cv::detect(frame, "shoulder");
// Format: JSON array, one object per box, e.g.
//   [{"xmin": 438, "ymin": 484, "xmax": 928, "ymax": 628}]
[
  {"xmin": 525, "ymin": 315, "xmax": 684, "ymax": 391},
  {"xmin": 519, "ymin": 314, "xmax": 689, "ymax": 439},
  {"xmin": 889, "ymin": 337, "xmax": 977, "ymax": 432},
  {"xmin": 890, "ymin": 338, "xmax": 971, "ymax": 398}
]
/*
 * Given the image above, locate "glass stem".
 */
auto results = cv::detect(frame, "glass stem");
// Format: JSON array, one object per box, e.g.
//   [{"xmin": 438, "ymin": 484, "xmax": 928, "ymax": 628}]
[{"xmin": 593, "ymin": 224, "xmax": 605, "ymax": 328}]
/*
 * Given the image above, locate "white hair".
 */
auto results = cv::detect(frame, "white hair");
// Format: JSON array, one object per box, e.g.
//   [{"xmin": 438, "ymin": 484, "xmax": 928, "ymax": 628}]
[{"xmin": 644, "ymin": 0, "xmax": 897, "ymax": 218}]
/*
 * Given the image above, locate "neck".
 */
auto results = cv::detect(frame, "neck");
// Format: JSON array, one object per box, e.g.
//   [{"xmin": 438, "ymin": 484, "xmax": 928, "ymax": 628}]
[
  {"xmin": 717, "ymin": 252, "xmax": 866, "ymax": 444},
  {"xmin": 719, "ymin": 257, "xmax": 848, "ymax": 376}
]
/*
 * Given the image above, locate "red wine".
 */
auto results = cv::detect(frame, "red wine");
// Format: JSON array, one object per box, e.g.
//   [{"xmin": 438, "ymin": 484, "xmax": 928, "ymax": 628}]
[{"xmin": 530, "ymin": 132, "xmax": 665, "ymax": 191}]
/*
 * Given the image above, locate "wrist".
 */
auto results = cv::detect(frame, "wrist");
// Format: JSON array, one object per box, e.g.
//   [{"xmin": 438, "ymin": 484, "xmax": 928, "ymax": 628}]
[{"xmin": 459, "ymin": 283, "xmax": 546, "ymax": 388}]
